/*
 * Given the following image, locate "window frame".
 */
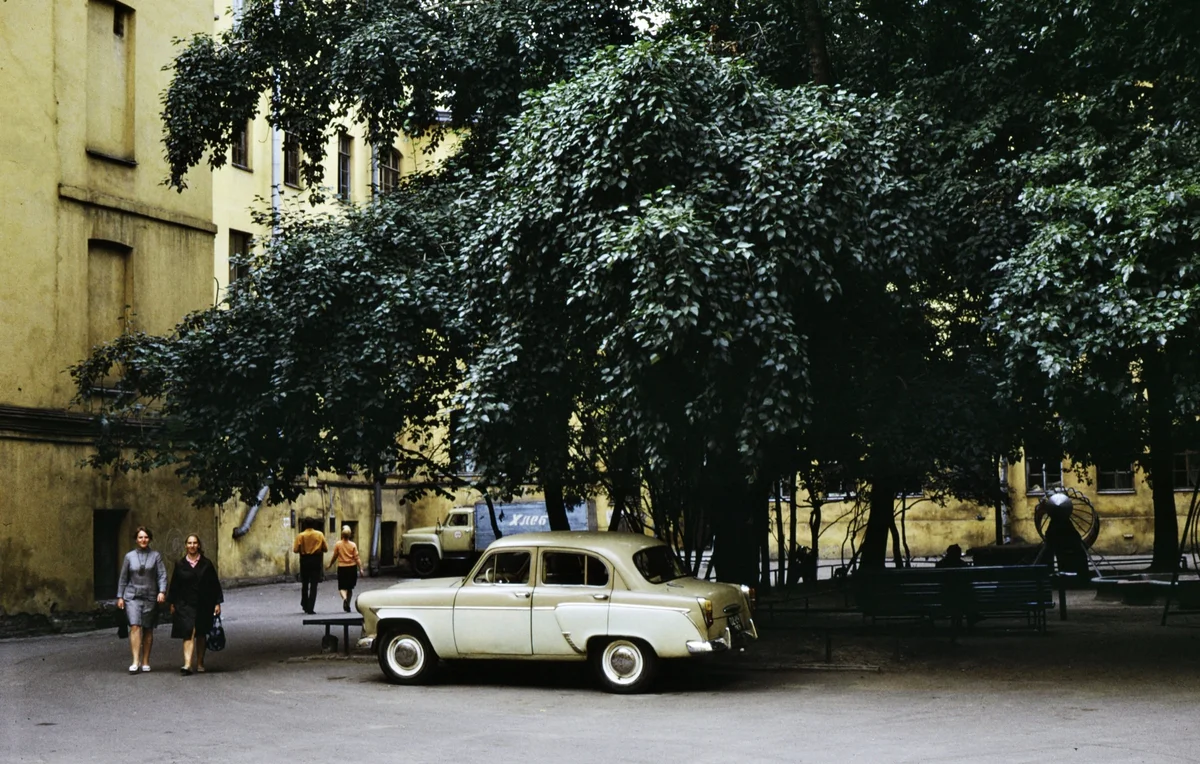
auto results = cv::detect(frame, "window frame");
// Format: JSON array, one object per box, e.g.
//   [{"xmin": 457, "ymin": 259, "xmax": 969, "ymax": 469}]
[
  {"xmin": 472, "ymin": 550, "xmax": 532, "ymax": 586},
  {"xmin": 231, "ymin": 122, "xmax": 251, "ymax": 170},
  {"xmin": 539, "ymin": 551, "xmax": 610, "ymax": 588},
  {"xmin": 378, "ymin": 146, "xmax": 400, "ymax": 194},
  {"xmin": 1024, "ymin": 457, "xmax": 1064, "ymax": 496},
  {"xmin": 1174, "ymin": 451, "xmax": 1200, "ymax": 492},
  {"xmin": 228, "ymin": 230, "xmax": 253, "ymax": 285},
  {"xmin": 1096, "ymin": 463, "xmax": 1136, "ymax": 494},
  {"xmin": 283, "ymin": 132, "xmax": 301, "ymax": 188},
  {"xmin": 336, "ymin": 132, "xmax": 352, "ymax": 200}
]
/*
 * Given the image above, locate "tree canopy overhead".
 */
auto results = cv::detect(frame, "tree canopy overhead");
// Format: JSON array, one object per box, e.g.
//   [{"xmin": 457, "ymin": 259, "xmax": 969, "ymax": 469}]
[
  {"xmin": 73, "ymin": 0, "xmax": 1200, "ymax": 577},
  {"xmin": 454, "ymin": 38, "xmax": 936, "ymax": 577},
  {"xmin": 163, "ymin": 0, "xmax": 644, "ymax": 190}
]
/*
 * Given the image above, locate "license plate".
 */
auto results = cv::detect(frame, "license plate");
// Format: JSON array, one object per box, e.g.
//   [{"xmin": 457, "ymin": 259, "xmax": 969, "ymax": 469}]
[{"xmin": 729, "ymin": 614, "xmax": 743, "ymax": 631}]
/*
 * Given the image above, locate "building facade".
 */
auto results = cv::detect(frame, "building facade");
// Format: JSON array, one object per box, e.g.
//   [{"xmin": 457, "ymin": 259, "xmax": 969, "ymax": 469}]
[{"xmin": 0, "ymin": 0, "xmax": 218, "ymax": 617}]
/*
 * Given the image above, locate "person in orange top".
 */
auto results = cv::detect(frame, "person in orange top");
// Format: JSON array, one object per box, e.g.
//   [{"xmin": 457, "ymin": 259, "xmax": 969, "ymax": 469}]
[
  {"xmin": 327, "ymin": 525, "xmax": 365, "ymax": 612},
  {"xmin": 293, "ymin": 519, "xmax": 328, "ymax": 614}
]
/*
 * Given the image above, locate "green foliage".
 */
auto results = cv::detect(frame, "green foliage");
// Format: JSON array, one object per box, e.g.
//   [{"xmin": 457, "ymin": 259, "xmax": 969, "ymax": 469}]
[
  {"xmin": 456, "ymin": 39, "xmax": 934, "ymax": 518},
  {"xmin": 162, "ymin": 0, "xmax": 642, "ymax": 191},
  {"xmin": 72, "ymin": 182, "xmax": 464, "ymax": 506}
]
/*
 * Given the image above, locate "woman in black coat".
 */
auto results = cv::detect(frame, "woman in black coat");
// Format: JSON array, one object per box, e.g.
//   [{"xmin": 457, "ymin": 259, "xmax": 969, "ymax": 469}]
[{"xmin": 167, "ymin": 534, "xmax": 223, "ymax": 675}]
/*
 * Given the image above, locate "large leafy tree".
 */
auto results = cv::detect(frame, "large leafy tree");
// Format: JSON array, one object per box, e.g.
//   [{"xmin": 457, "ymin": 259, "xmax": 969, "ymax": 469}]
[
  {"xmin": 987, "ymin": 0, "xmax": 1200, "ymax": 569},
  {"xmin": 455, "ymin": 39, "xmax": 934, "ymax": 581},
  {"xmin": 73, "ymin": 186, "xmax": 463, "ymax": 506}
]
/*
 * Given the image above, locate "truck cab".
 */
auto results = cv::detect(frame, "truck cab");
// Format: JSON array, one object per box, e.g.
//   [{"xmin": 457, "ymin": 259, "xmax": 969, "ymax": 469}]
[{"xmin": 401, "ymin": 507, "xmax": 476, "ymax": 578}]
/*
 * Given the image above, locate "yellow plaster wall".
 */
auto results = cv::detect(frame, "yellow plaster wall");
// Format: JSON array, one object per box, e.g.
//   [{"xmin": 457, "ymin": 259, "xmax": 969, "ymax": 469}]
[
  {"xmin": 0, "ymin": 438, "xmax": 218, "ymax": 614},
  {"xmin": 781, "ymin": 458, "xmax": 1188, "ymax": 563},
  {"xmin": 0, "ymin": 0, "xmax": 216, "ymax": 616}
]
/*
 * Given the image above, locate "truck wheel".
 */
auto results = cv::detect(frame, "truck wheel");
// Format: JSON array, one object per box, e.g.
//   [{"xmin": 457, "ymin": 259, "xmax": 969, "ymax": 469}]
[
  {"xmin": 410, "ymin": 547, "xmax": 439, "ymax": 578},
  {"xmin": 591, "ymin": 638, "xmax": 658, "ymax": 694},
  {"xmin": 378, "ymin": 625, "xmax": 436, "ymax": 685}
]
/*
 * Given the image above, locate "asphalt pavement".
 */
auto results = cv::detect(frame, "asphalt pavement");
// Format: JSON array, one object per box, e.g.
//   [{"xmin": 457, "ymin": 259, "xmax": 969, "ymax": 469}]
[{"xmin": 3, "ymin": 576, "xmax": 1200, "ymax": 764}]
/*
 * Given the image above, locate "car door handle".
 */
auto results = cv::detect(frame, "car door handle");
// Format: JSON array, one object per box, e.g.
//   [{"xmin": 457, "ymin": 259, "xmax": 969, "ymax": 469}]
[
  {"xmin": 515, "ymin": 592, "xmax": 531, "ymax": 599},
  {"xmin": 592, "ymin": 594, "xmax": 609, "ymax": 601}
]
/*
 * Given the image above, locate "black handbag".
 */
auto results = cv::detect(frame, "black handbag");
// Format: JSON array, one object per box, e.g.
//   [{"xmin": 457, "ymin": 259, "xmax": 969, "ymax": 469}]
[
  {"xmin": 205, "ymin": 615, "xmax": 226, "ymax": 652},
  {"xmin": 117, "ymin": 610, "xmax": 129, "ymax": 640}
]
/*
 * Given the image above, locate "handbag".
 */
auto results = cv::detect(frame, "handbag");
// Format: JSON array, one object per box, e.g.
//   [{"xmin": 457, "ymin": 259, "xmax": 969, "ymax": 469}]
[
  {"xmin": 117, "ymin": 609, "xmax": 129, "ymax": 640},
  {"xmin": 205, "ymin": 615, "xmax": 226, "ymax": 652}
]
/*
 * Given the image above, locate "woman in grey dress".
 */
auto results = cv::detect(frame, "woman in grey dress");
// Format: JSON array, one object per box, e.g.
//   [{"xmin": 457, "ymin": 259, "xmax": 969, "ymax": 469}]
[{"xmin": 116, "ymin": 526, "xmax": 168, "ymax": 673}]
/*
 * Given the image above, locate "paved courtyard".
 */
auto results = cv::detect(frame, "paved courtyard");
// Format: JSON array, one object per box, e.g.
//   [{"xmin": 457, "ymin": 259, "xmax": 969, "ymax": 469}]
[{"xmin": 3, "ymin": 576, "xmax": 1199, "ymax": 763}]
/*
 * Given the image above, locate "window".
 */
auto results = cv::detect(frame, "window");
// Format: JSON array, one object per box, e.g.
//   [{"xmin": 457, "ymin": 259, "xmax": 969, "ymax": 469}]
[
  {"xmin": 86, "ymin": 1, "xmax": 134, "ymax": 160},
  {"xmin": 632, "ymin": 546, "xmax": 688, "ymax": 584},
  {"xmin": 472, "ymin": 551, "xmax": 531, "ymax": 585},
  {"xmin": 1097, "ymin": 463, "xmax": 1135, "ymax": 493},
  {"xmin": 541, "ymin": 552, "xmax": 609, "ymax": 587},
  {"xmin": 378, "ymin": 146, "xmax": 400, "ymax": 194},
  {"xmin": 231, "ymin": 122, "xmax": 250, "ymax": 169},
  {"xmin": 283, "ymin": 132, "xmax": 301, "ymax": 187},
  {"xmin": 87, "ymin": 239, "xmax": 131, "ymax": 350},
  {"xmin": 228, "ymin": 230, "xmax": 252, "ymax": 284},
  {"xmin": 446, "ymin": 512, "xmax": 469, "ymax": 528},
  {"xmin": 821, "ymin": 463, "xmax": 854, "ymax": 500},
  {"xmin": 1025, "ymin": 457, "xmax": 1063, "ymax": 495},
  {"xmin": 337, "ymin": 132, "xmax": 352, "ymax": 200},
  {"xmin": 1174, "ymin": 452, "xmax": 1200, "ymax": 491}
]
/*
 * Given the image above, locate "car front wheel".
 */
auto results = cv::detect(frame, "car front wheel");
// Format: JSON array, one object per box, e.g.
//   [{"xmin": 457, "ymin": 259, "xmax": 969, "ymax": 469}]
[
  {"xmin": 378, "ymin": 626, "xmax": 436, "ymax": 685},
  {"xmin": 591, "ymin": 638, "xmax": 658, "ymax": 694}
]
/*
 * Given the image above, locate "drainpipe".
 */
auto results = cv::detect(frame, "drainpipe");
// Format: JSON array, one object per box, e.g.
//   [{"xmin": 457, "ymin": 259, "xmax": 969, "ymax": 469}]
[
  {"xmin": 270, "ymin": 0, "xmax": 281, "ymax": 236},
  {"xmin": 232, "ymin": 485, "xmax": 271, "ymax": 539},
  {"xmin": 369, "ymin": 480, "xmax": 383, "ymax": 576}
]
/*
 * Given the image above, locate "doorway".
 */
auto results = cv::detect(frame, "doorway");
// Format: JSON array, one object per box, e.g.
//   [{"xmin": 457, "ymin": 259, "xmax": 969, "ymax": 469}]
[
  {"xmin": 93, "ymin": 509, "xmax": 127, "ymax": 600},
  {"xmin": 380, "ymin": 521, "xmax": 397, "ymax": 566}
]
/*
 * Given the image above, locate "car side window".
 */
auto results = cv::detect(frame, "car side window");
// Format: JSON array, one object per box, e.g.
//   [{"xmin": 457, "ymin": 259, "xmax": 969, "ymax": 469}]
[
  {"xmin": 541, "ymin": 551, "xmax": 609, "ymax": 587},
  {"xmin": 447, "ymin": 513, "xmax": 469, "ymax": 527},
  {"xmin": 473, "ymin": 551, "xmax": 531, "ymax": 585}
]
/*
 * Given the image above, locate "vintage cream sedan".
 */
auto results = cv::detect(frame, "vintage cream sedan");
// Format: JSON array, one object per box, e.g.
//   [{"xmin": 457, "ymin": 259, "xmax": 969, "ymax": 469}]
[{"xmin": 356, "ymin": 531, "xmax": 757, "ymax": 693}]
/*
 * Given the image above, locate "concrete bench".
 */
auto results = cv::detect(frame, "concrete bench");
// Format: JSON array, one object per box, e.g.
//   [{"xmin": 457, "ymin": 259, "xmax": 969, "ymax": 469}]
[{"xmin": 303, "ymin": 615, "xmax": 364, "ymax": 655}]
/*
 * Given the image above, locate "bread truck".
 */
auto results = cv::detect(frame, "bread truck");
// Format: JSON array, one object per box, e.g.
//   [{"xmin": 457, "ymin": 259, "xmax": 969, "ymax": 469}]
[{"xmin": 401, "ymin": 501, "xmax": 596, "ymax": 577}]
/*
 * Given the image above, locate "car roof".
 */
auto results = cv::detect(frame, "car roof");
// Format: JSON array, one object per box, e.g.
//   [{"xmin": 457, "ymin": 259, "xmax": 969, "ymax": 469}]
[{"xmin": 485, "ymin": 530, "xmax": 665, "ymax": 555}]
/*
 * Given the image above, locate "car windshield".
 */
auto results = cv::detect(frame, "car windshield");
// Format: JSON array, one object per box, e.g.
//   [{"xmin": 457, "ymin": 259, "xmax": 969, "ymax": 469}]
[{"xmin": 632, "ymin": 546, "xmax": 689, "ymax": 584}]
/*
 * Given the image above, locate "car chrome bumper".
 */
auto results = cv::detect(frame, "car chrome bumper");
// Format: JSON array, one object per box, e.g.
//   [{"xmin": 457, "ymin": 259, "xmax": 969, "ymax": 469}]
[
  {"xmin": 686, "ymin": 635, "xmax": 731, "ymax": 654},
  {"xmin": 686, "ymin": 620, "xmax": 758, "ymax": 654}
]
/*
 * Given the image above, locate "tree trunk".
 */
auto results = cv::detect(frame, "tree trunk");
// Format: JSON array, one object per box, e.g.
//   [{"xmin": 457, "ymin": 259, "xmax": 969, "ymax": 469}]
[
  {"xmin": 774, "ymin": 482, "xmax": 786, "ymax": 586},
  {"xmin": 860, "ymin": 476, "xmax": 898, "ymax": 570},
  {"xmin": 543, "ymin": 477, "xmax": 569, "ymax": 531},
  {"xmin": 483, "ymin": 493, "xmax": 503, "ymax": 539},
  {"xmin": 710, "ymin": 478, "xmax": 762, "ymax": 586},
  {"xmin": 1144, "ymin": 347, "xmax": 1180, "ymax": 570},
  {"xmin": 801, "ymin": 0, "xmax": 835, "ymax": 86}
]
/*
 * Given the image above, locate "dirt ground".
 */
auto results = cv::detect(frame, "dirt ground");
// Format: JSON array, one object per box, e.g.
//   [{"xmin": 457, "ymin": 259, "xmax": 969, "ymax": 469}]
[{"xmin": 740, "ymin": 586, "xmax": 1200, "ymax": 689}]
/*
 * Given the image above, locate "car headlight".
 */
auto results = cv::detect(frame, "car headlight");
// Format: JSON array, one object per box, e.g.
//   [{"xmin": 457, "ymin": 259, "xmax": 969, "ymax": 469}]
[{"xmin": 697, "ymin": 597, "xmax": 713, "ymax": 628}]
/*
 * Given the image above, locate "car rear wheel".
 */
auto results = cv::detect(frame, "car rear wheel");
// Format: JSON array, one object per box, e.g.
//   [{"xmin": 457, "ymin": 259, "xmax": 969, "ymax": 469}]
[
  {"xmin": 410, "ymin": 547, "xmax": 439, "ymax": 578},
  {"xmin": 591, "ymin": 638, "xmax": 658, "ymax": 694},
  {"xmin": 378, "ymin": 625, "xmax": 436, "ymax": 685}
]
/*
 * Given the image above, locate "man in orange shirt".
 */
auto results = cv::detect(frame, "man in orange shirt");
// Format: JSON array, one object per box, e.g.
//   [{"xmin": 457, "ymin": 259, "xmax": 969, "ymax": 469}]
[{"xmin": 293, "ymin": 519, "xmax": 328, "ymax": 614}]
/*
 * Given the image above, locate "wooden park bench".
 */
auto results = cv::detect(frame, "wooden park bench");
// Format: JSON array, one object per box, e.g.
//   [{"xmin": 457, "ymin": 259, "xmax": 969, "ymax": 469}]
[
  {"xmin": 303, "ymin": 615, "xmax": 364, "ymax": 655},
  {"xmin": 854, "ymin": 565, "xmax": 1054, "ymax": 635}
]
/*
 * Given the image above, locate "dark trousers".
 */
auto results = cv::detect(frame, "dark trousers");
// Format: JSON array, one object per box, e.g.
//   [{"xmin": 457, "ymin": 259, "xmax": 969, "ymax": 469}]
[{"xmin": 299, "ymin": 554, "xmax": 323, "ymax": 613}]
